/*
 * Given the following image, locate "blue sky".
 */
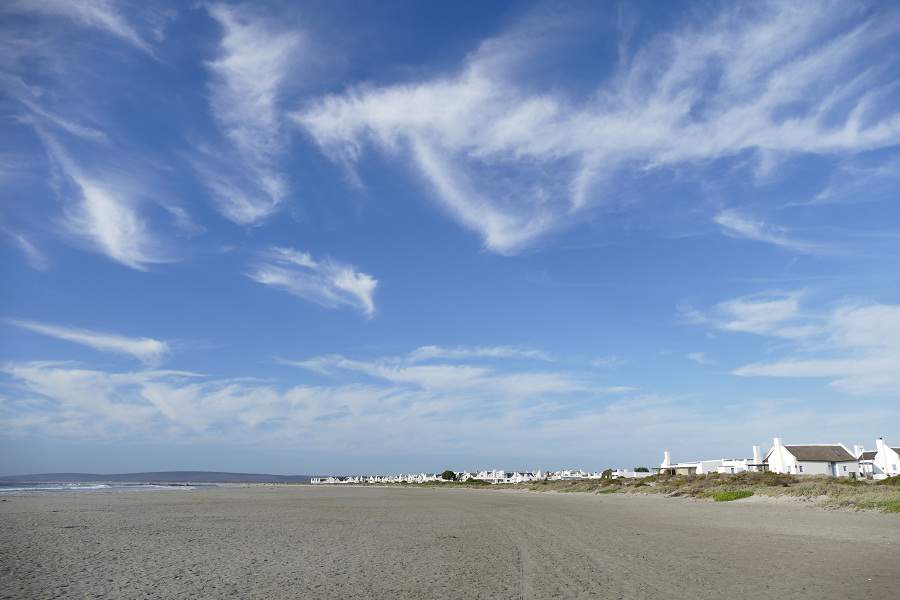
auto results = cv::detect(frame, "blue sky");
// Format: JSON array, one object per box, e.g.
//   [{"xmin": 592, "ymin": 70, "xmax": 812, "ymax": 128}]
[{"xmin": 1, "ymin": 0, "xmax": 899, "ymax": 475}]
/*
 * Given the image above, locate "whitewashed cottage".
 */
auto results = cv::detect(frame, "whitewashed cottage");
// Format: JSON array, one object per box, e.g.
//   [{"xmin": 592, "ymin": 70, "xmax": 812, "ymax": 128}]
[
  {"xmin": 866, "ymin": 438, "xmax": 900, "ymax": 480},
  {"xmin": 764, "ymin": 438, "xmax": 859, "ymax": 477},
  {"xmin": 656, "ymin": 450, "xmax": 722, "ymax": 475}
]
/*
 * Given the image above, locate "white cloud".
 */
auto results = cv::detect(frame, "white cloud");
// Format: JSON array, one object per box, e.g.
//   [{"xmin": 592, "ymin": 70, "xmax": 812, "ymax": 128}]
[
  {"xmin": 732, "ymin": 303, "xmax": 900, "ymax": 394},
  {"xmin": 686, "ymin": 291, "xmax": 818, "ymax": 340},
  {"xmin": 713, "ymin": 210, "xmax": 824, "ymax": 254},
  {"xmin": 0, "ymin": 357, "xmax": 597, "ymax": 447},
  {"xmin": 693, "ymin": 292, "xmax": 900, "ymax": 395},
  {"xmin": 798, "ymin": 159, "xmax": 900, "ymax": 207},
  {"xmin": 248, "ymin": 247, "xmax": 377, "ymax": 317},
  {"xmin": 686, "ymin": 352, "xmax": 713, "ymax": 365},
  {"xmin": 7, "ymin": 0, "xmax": 153, "ymax": 54},
  {"xmin": 4, "ymin": 360, "xmax": 891, "ymax": 468},
  {"xmin": 282, "ymin": 347, "xmax": 620, "ymax": 397},
  {"xmin": 3, "ymin": 229, "xmax": 49, "ymax": 271},
  {"xmin": 37, "ymin": 131, "xmax": 174, "ymax": 271},
  {"xmin": 15, "ymin": 95, "xmax": 107, "ymax": 141},
  {"xmin": 591, "ymin": 355, "xmax": 628, "ymax": 369},
  {"xmin": 408, "ymin": 345, "xmax": 552, "ymax": 362},
  {"xmin": 7, "ymin": 319, "xmax": 170, "ymax": 364},
  {"xmin": 294, "ymin": 3, "xmax": 900, "ymax": 254},
  {"xmin": 200, "ymin": 4, "xmax": 301, "ymax": 225},
  {"xmin": 717, "ymin": 293, "xmax": 802, "ymax": 335}
]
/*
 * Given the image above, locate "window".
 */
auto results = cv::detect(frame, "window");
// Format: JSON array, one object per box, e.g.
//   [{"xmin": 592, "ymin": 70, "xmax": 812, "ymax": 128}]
[
  {"xmin": 843, "ymin": 465, "xmax": 848, "ymax": 472},
  {"xmin": 798, "ymin": 465, "xmax": 804, "ymax": 473}
]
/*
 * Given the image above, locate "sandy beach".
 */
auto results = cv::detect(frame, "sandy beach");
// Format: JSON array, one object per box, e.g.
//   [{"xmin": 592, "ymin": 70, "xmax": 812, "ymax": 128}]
[{"xmin": 1, "ymin": 485, "xmax": 897, "ymax": 599}]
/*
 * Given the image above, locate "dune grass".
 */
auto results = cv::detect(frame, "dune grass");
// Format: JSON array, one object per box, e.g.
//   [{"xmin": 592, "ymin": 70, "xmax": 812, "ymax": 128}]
[
  {"xmin": 409, "ymin": 471, "xmax": 900, "ymax": 513},
  {"xmin": 489, "ymin": 471, "xmax": 900, "ymax": 513},
  {"xmin": 710, "ymin": 490, "xmax": 753, "ymax": 502}
]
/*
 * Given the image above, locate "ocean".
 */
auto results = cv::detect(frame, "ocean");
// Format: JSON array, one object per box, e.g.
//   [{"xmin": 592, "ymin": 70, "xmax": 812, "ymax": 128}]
[{"xmin": 0, "ymin": 482, "xmax": 204, "ymax": 493}]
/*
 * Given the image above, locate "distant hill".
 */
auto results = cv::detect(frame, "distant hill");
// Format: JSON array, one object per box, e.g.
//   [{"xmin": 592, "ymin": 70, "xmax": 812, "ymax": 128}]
[{"xmin": 0, "ymin": 471, "xmax": 311, "ymax": 484}]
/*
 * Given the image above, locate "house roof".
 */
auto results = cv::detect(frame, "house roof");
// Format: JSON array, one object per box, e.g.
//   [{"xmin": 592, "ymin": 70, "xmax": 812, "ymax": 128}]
[
  {"xmin": 894, "ymin": 448, "xmax": 900, "ymax": 455},
  {"xmin": 784, "ymin": 445, "xmax": 856, "ymax": 462},
  {"xmin": 859, "ymin": 451, "xmax": 877, "ymax": 461}
]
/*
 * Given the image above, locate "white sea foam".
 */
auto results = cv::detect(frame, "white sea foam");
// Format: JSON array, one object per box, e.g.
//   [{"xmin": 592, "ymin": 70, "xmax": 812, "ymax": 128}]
[{"xmin": 0, "ymin": 483, "xmax": 195, "ymax": 493}]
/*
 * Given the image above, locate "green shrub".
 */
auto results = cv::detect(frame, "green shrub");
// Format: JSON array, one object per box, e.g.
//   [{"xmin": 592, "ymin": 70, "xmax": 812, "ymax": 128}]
[
  {"xmin": 712, "ymin": 490, "xmax": 753, "ymax": 502},
  {"xmin": 458, "ymin": 478, "xmax": 491, "ymax": 486},
  {"xmin": 878, "ymin": 475, "xmax": 900, "ymax": 486}
]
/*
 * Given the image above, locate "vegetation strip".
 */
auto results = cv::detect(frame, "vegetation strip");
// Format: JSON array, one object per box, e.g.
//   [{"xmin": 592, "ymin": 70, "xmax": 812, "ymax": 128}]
[{"xmin": 412, "ymin": 472, "xmax": 900, "ymax": 513}]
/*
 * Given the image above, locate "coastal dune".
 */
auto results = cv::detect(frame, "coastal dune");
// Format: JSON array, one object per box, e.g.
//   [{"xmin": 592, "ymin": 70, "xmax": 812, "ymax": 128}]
[{"xmin": 1, "ymin": 486, "xmax": 897, "ymax": 599}]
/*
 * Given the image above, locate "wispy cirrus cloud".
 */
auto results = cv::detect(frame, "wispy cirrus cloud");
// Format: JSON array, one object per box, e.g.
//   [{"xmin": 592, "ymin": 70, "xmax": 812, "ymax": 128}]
[
  {"xmin": 8, "ymin": 357, "xmax": 886, "ymax": 468},
  {"xmin": 0, "ymin": 358, "xmax": 628, "ymax": 457},
  {"xmin": 295, "ymin": 2, "xmax": 900, "ymax": 254},
  {"xmin": 732, "ymin": 303, "xmax": 900, "ymax": 396},
  {"xmin": 12, "ymin": 90, "xmax": 107, "ymax": 141},
  {"xmin": 37, "ymin": 132, "xmax": 175, "ymax": 271},
  {"xmin": 199, "ymin": 4, "xmax": 301, "ymax": 225},
  {"xmin": 689, "ymin": 292, "xmax": 900, "ymax": 396},
  {"xmin": 7, "ymin": 319, "xmax": 170, "ymax": 364},
  {"xmin": 682, "ymin": 291, "xmax": 820, "ymax": 340},
  {"xmin": 795, "ymin": 158, "xmax": 900, "ymax": 207},
  {"xmin": 408, "ymin": 345, "xmax": 553, "ymax": 363},
  {"xmin": 281, "ymin": 347, "xmax": 627, "ymax": 396},
  {"xmin": 686, "ymin": 352, "xmax": 713, "ymax": 365},
  {"xmin": 6, "ymin": 0, "xmax": 153, "ymax": 55},
  {"xmin": 248, "ymin": 247, "xmax": 377, "ymax": 317},
  {"xmin": 2, "ymin": 229, "xmax": 49, "ymax": 271},
  {"xmin": 591, "ymin": 356, "xmax": 628, "ymax": 369},
  {"xmin": 713, "ymin": 210, "xmax": 826, "ymax": 254}
]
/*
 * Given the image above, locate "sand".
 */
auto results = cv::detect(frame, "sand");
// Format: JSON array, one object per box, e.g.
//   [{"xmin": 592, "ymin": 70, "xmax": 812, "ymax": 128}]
[{"xmin": 1, "ymin": 486, "xmax": 897, "ymax": 599}]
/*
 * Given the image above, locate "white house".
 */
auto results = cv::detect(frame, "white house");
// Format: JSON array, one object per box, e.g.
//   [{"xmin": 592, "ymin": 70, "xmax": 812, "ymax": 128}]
[
  {"xmin": 611, "ymin": 468, "xmax": 653, "ymax": 479},
  {"xmin": 502, "ymin": 472, "xmax": 534, "ymax": 483},
  {"xmin": 474, "ymin": 469, "xmax": 507, "ymax": 484},
  {"xmin": 715, "ymin": 445, "xmax": 767, "ymax": 474},
  {"xmin": 656, "ymin": 450, "xmax": 722, "ymax": 475},
  {"xmin": 870, "ymin": 438, "xmax": 900, "ymax": 480},
  {"xmin": 764, "ymin": 438, "xmax": 859, "ymax": 477},
  {"xmin": 550, "ymin": 469, "xmax": 591, "ymax": 480},
  {"xmin": 854, "ymin": 445, "xmax": 878, "ymax": 479},
  {"xmin": 716, "ymin": 458, "xmax": 750, "ymax": 474}
]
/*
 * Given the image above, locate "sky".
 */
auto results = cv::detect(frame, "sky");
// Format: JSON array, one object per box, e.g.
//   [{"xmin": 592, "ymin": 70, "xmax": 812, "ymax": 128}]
[{"xmin": 1, "ymin": 0, "xmax": 899, "ymax": 476}]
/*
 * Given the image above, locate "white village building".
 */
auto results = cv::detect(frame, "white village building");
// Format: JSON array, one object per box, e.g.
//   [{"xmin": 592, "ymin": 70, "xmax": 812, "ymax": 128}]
[
  {"xmin": 507, "ymin": 472, "xmax": 542, "ymax": 484},
  {"xmin": 715, "ymin": 446, "xmax": 767, "ymax": 474},
  {"xmin": 873, "ymin": 438, "xmax": 900, "ymax": 479},
  {"xmin": 656, "ymin": 450, "xmax": 722, "ymax": 476},
  {"xmin": 474, "ymin": 469, "xmax": 507, "ymax": 484},
  {"xmin": 611, "ymin": 469, "xmax": 653, "ymax": 479},
  {"xmin": 764, "ymin": 438, "xmax": 859, "ymax": 478},
  {"xmin": 854, "ymin": 445, "xmax": 878, "ymax": 479},
  {"xmin": 856, "ymin": 438, "xmax": 900, "ymax": 480},
  {"xmin": 550, "ymin": 469, "xmax": 593, "ymax": 480}
]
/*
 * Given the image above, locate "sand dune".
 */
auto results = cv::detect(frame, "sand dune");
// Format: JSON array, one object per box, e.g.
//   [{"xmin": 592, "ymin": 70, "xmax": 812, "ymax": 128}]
[{"xmin": 1, "ymin": 486, "xmax": 897, "ymax": 599}]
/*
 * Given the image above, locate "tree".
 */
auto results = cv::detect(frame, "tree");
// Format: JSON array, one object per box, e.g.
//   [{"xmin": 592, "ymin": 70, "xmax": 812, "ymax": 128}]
[
  {"xmin": 440, "ymin": 470, "xmax": 458, "ymax": 481},
  {"xmin": 634, "ymin": 467, "xmax": 649, "ymax": 472},
  {"xmin": 601, "ymin": 469, "xmax": 613, "ymax": 480}
]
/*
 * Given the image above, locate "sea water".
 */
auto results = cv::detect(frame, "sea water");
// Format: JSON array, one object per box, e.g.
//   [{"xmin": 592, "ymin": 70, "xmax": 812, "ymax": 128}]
[{"xmin": 0, "ymin": 482, "xmax": 204, "ymax": 493}]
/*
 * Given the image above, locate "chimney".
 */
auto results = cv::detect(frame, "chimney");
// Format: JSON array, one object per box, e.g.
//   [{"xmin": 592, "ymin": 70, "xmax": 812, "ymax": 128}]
[
  {"xmin": 853, "ymin": 445, "xmax": 865, "ymax": 458},
  {"xmin": 752, "ymin": 445, "xmax": 761, "ymax": 464},
  {"xmin": 875, "ymin": 438, "xmax": 886, "ymax": 453},
  {"xmin": 662, "ymin": 450, "xmax": 672, "ymax": 467},
  {"xmin": 773, "ymin": 437, "xmax": 783, "ymax": 448}
]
